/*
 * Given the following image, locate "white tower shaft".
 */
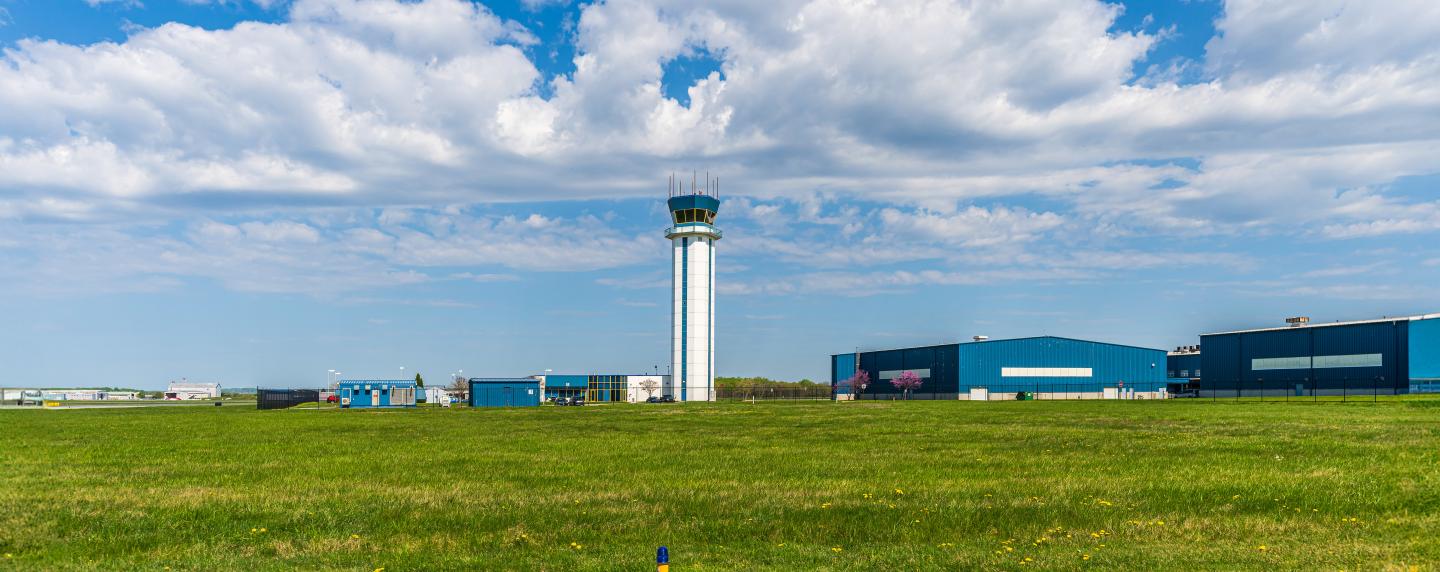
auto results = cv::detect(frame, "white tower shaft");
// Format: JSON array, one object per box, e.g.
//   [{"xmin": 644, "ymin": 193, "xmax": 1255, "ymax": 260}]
[{"xmin": 671, "ymin": 233, "xmax": 717, "ymax": 402}]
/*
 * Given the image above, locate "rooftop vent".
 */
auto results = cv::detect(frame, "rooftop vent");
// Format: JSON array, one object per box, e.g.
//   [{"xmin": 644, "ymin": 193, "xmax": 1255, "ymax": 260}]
[
  {"xmin": 972, "ymin": 335, "xmax": 989, "ymax": 342},
  {"xmin": 1286, "ymin": 316, "xmax": 1310, "ymax": 327}
]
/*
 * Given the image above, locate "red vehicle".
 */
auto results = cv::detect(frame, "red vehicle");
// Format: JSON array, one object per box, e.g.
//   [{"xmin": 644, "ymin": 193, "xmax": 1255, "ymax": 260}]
[{"xmin": 326, "ymin": 394, "xmax": 339, "ymax": 403}]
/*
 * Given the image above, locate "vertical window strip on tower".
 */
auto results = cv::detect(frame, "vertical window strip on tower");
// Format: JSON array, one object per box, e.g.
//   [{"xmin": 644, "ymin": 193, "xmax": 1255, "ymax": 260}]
[
  {"xmin": 681, "ymin": 237, "xmax": 688, "ymax": 399},
  {"xmin": 708, "ymin": 238, "xmax": 713, "ymax": 397}
]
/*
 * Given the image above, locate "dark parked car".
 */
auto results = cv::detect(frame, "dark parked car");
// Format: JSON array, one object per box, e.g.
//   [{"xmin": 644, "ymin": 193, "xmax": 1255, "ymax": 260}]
[
  {"xmin": 659, "ymin": 396, "xmax": 676, "ymax": 403},
  {"xmin": 570, "ymin": 397, "xmax": 586, "ymax": 406},
  {"xmin": 553, "ymin": 397, "xmax": 569, "ymax": 406},
  {"xmin": 645, "ymin": 396, "xmax": 661, "ymax": 403}
]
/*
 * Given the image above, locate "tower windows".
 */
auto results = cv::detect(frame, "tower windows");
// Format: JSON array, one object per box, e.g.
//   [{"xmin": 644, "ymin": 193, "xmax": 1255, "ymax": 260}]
[{"xmin": 672, "ymin": 209, "xmax": 717, "ymax": 225}]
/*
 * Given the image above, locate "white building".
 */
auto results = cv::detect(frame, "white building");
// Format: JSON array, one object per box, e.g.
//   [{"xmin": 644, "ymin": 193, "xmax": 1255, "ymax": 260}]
[
  {"xmin": 420, "ymin": 386, "xmax": 451, "ymax": 404},
  {"xmin": 166, "ymin": 381, "xmax": 221, "ymax": 400},
  {"xmin": 626, "ymin": 375, "xmax": 668, "ymax": 402},
  {"xmin": 666, "ymin": 179, "xmax": 721, "ymax": 402}
]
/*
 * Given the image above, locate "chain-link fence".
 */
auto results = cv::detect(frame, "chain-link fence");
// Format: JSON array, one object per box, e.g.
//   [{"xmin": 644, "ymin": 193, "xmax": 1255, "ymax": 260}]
[
  {"xmin": 1196, "ymin": 377, "xmax": 1400, "ymax": 402},
  {"xmin": 837, "ymin": 377, "xmax": 1412, "ymax": 402},
  {"xmin": 717, "ymin": 385, "xmax": 834, "ymax": 401}
]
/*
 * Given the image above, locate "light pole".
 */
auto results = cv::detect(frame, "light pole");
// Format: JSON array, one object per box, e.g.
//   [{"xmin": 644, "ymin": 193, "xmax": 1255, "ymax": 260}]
[
  {"xmin": 328, "ymin": 369, "xmax": 335, "ymax": 387},
  {"xmin": 400, "ymin": 366, "xmax": 405, "ymax": 382}
]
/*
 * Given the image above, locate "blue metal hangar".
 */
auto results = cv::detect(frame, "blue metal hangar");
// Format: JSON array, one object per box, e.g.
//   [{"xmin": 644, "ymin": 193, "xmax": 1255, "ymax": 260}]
[
  {"xmin": 337, "ymin": 380, "xmax": 417, "ymax": 408},
  {"xmin": 832, "ymin": 336, "xmax": 1167, "ymax": 400},
  {"xmin": 1199, "ymin": 313, "xmax": 1440, "ymax": 396}
]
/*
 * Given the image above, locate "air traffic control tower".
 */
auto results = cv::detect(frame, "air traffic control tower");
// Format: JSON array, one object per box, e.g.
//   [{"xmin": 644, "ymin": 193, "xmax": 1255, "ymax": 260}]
[{"xmin": 666, "ymin": 174, "xmax": 721, "ymax": 402}]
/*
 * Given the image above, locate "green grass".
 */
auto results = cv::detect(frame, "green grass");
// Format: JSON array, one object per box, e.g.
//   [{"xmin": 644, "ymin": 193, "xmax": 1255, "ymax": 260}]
[{"xmin": 2, "ymin": 400, "xmax": 1438, "ymax": 571}]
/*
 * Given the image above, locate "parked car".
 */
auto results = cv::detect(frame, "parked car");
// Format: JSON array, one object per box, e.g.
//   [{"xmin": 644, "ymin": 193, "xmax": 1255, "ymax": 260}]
[
  {"xmin": 645, "ymin": 396, "xmax": 661, "ymax": 403},
  {"xmin": 570, "ymin": 397, "xmax": 586, "ymax": 406},
  {"xmin": 659, "ymin": 396, "xmax": 676, "ymax": 403},
  {"xmin": 553, "ymin": 397, "xmax": 569, "ymax": 406},
  {"xmin": 326, "ymin": 394, "xmax": 338, "ymax": 403}
]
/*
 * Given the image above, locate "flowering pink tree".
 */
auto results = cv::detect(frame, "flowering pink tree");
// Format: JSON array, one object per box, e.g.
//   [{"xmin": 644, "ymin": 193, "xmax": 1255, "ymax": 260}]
[
  {"xmin": 892, "ymin": 370, "xmax": 923, "ymax": 400},
  {"xmin": 844, "ymin": 369, "xmax": 870, "ymax": 399}
]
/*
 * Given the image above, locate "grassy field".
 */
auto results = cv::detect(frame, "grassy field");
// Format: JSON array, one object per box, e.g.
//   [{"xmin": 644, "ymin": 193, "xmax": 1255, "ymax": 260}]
[{"xmin": 1, "ymin": 400, "xmax": 1438, "ymax": 571}]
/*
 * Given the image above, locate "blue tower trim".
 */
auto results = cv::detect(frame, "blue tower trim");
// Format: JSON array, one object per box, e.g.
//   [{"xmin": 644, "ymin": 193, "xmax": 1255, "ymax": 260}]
[
  {"xmin": 708, "ymin": 238, "xmax": 713, "ymax": 398},
  {"xmin": 668, "ymin": 195, "xmax": 720, "ymax": 213},
  {"xmin": 681, "ymin": 237, "xmax": 688, "ymax": 401}
]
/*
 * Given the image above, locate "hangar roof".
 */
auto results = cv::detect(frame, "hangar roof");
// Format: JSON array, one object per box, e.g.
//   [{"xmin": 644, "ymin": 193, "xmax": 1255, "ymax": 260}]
[{"xmin": 1202, "ymin": 313, "xmax": 1440, "ymax": 337}]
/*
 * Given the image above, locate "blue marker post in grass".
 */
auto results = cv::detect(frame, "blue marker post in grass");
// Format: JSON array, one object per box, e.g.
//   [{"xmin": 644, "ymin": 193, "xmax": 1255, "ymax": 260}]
[{"xmin": 656, "ymin": 546, "xmax": 669, "ymax": 572}]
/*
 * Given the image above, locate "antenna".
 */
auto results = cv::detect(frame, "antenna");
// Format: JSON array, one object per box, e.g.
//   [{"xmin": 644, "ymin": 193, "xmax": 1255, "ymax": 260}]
[{"xmin": 692, "ymin": 170, "xmax": 697, "ymax": 195}]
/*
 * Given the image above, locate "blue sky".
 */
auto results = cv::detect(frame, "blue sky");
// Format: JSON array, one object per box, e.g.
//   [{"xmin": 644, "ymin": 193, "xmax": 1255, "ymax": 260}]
[{"xmin": 1, "ymin": 0, "xmax": 1438, "ymax": 389}]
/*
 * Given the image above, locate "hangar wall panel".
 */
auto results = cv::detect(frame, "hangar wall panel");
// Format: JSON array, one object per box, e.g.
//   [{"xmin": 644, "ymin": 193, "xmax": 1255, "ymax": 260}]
[
  {"xmin": 850, "ymin": 343, "xmax": 959, "ymax": 397},
  {"xmin": 960, "ymin": 337, "xmax": 1165, "ymax": 392},
  {"xmin": 1408, "ymin": 317, "xmax": 1440, "ymax": 392},
  {"xmin": 1200, "ymin": 320, "xmax": 1410, "ymax": 393}
]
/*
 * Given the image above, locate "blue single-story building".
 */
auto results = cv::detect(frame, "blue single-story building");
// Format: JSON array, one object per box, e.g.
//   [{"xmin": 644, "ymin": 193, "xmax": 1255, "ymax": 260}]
[
  {"xmin": 338, "ymin": 380, "xmax": 417, "ymax": 408},
  {"xmin": 469, "ymin": 378, "xmax": 542, "ymax": 407}
]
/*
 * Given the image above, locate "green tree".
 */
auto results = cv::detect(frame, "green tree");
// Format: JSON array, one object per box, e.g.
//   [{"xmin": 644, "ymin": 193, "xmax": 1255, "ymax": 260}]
[{"xmin": 415, "ymin": 373, "xmax": 424, "ymax": 387}]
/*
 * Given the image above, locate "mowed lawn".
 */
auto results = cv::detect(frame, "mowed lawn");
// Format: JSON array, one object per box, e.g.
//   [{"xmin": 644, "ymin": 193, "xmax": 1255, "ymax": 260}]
[{"xmin": 1, "ymin": 400, "xmax": 1438, "ymax": 571}]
